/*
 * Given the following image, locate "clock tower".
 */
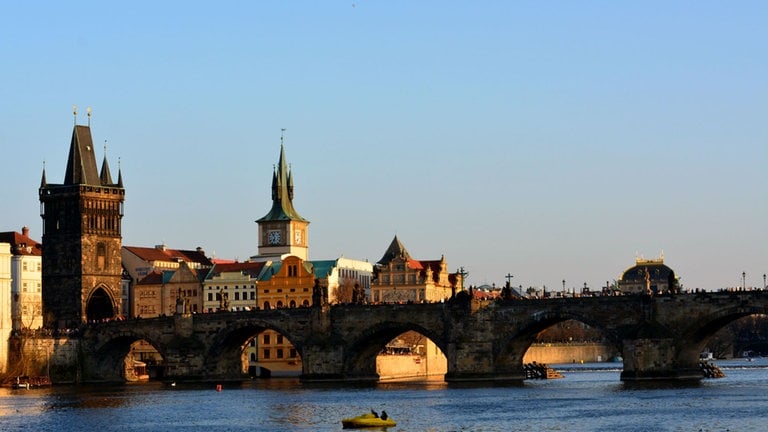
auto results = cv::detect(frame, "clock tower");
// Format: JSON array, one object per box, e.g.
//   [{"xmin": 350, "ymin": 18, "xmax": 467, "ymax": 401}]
[{"xmin": 255, "ymin": 135, "xmax": 309, "ymax": 260}]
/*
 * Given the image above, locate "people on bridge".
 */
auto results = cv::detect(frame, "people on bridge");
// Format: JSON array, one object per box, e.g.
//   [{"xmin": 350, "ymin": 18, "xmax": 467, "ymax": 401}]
[
  {"xmin": 370, "ymin": 408, "xmax": 378, "ymax": 418},
  {"xmin": 381, "ymin": 410, "xmax": 388, "ymax": 420}
]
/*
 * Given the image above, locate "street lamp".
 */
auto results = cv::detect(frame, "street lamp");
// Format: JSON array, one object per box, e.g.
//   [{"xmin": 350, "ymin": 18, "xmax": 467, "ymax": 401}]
[
  {"xmin": 562, "ymin": 279, "xmax": 566, "ymax": 297},
  {"xmin": 742, "ymin": 271, "xmax": 746, "ymax": 290},
  {"xmin": 763, "ymin": 273, "xmax": 766, "ymax": 290}
]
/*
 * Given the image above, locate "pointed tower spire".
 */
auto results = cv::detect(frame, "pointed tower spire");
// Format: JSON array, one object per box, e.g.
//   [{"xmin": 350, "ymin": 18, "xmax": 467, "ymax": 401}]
[
  {"xmin": 64, "ymin": 125, "xmax": 101, "ymax": 185},
  {"xmin": 40, "ymin": 160, "xmax": 47, "ymax": 188},
  {"xmin": 117, "ymin": 157, "xmax": 124, "ymax": 188},
  {"xmin": 288, "ymin": 164, "xmax": 295, "ymax": 201},
  {"xmin": 100, "ymin": 140, "xmax": 114, "ymax": 185},
  {"xmin": 256, "ymin": 130, "xmax": 307, "ymax": 223}
]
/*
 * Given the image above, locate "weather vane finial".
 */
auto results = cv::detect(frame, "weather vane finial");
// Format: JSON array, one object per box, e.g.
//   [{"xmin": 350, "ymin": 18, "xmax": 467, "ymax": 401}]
[
  {"xmin": 73, "ymin": 105, "xmax": 78, "ymax": 125},
  {"xmin": 87, "ymin": 107, "xmax": 92, "ymax": 126}
]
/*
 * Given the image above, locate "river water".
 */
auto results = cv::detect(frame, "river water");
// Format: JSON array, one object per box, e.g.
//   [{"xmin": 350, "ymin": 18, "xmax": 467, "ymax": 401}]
[{"xmin": 2, "ymin": 359, "xmax": 766, "ymax": 431}]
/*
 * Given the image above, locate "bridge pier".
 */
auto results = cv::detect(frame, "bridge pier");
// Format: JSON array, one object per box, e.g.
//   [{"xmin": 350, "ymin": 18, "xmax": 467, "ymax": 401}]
[{"xmin": 620, "ymin": 331, "xmax": 703, "ymax": 382}]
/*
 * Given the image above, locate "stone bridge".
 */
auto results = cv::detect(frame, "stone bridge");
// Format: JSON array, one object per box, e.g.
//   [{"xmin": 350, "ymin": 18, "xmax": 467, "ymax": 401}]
[{"xmin": 78, "ymin": 291, "xmax": 768, "ymax": 383}]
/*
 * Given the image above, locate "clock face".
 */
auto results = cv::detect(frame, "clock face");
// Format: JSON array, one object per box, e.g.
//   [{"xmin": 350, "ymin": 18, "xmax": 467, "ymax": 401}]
[
  {"xmin": 294, "ymin": 230, "xmax": 302, "ymax": 244},
  {"xmin": 268, "ymin": 230, "xmax": 281, "ymax": 245}
]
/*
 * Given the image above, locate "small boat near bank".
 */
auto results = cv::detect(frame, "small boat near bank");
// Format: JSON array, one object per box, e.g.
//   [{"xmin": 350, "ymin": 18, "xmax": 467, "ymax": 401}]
[
  {"xmin": 11, "ymin": 375, "xmax": 51, "ymax": 389},
  {"xmin": 342, "ymin": 413, "xmax": 396, "ymax": 429}
]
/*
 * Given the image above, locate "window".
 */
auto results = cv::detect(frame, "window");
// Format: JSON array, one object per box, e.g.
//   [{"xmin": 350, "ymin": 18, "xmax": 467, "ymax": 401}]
[
  {"xmin": 250, "ymin": 292, "xmax": 255, "ymax": 300},
  {"xmin": 263, "ymin": 349, "xmax": 270, "ymax": 359},
  {"xmin": 235, "ymin": 292, "xmax": 240, "ymax": 301},
  {"xmin": 277, "ymin": 335, "xmax": 283, "ymax": 344},
  {"xmin": 289, "ymin": 349, "xmax": 297, "ymax": 358},
  {"xmin": 277, "ymin": 349, "xmax": 284, "ymax": 359},
  {"xmin": 208, "ymin": 293, "xmax": 213, "ymax": 301},
  {"xmin": 263, "ymin": 334, "xmax": 270, "ymax": 344}
]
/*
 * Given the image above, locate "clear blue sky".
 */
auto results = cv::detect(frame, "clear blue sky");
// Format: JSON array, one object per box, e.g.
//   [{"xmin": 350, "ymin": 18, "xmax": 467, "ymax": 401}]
[{"xmin": 1, "ymin": 1, "xmax": 766, "ymax": 291}]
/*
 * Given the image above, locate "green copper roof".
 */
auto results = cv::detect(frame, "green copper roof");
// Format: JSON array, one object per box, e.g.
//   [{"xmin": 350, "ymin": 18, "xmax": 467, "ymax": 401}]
[{"xmin": 256, "ymin": 142, "xmax": 308, "ymax": 223}]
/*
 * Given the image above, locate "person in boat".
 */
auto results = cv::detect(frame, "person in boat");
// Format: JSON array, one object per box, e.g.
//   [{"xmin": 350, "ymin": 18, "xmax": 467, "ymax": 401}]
[
  {"xmin": 380, "ymin": 410, "xmax": 388, "ymax": 420},
  {"xmin": 370, "ymin": 409, "xmax": 378, "ymax": 418}
]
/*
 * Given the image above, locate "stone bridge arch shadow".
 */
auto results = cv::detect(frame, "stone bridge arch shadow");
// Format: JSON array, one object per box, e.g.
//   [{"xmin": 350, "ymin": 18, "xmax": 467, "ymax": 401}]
[
  {"xmin": 203, "ymin": 320, "xmax": 302, "ymax": 381},
  {"xmin": 678, "ymin": 304, "xmax": 768, "ymax": 364},
  {"xmin": 343, "ymin": 321, "xmax": 448, "ymax": 382},
  {"xmin": 493, "ymin": 310, "xmax": 623, "ymax": 378},
  {"xmin": 83, "ymin": 330, "xmax": 166, "ymax": 383}
]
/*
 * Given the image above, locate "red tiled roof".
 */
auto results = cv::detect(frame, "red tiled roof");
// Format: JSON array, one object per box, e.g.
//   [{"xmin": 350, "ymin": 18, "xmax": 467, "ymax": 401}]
[
  {"xmin": 0, "ymin": 230, "xmax": 42, "ymax": 256},
  {"xmin": 124, "ymin": 245, "xmax": 213, "ymax": 267},
  {"xmin": 210, "ymin": 261, "xmax": 266, "ymax": 278},
  {"xmin": 406, "ymin": 259, "xmax": 424, "ymax": 270},
  {"xmin": 137, "ymin": 270, "xmax": 164, "ymax": 285}
]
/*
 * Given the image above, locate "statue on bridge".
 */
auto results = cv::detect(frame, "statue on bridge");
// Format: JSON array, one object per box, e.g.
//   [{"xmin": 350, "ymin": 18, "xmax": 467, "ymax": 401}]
[{"xmin": 217, "ymin": 288, "xmax": 229, "ymax": 312}]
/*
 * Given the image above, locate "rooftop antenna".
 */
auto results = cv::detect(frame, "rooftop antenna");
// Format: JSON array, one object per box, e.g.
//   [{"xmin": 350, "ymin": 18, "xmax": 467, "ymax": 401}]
[
  {"xmin": 87, "ymin": 107, "xmax": 92, "ymax": 126},
  {"xmin": 281, "ymin": 128, "xmax": 286, "ymax": 145},
  {"xmin": 73, "ymin": 105, "xmax": 78, "ymax": 125},
  {"xmin": 104, "ymin": 140, "xmax": 107, "ymax": 156}
]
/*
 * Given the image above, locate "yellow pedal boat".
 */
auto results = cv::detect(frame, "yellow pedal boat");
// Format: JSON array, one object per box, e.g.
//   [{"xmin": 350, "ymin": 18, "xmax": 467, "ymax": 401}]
[{"xmin": 341, "ymin": 413, "xmax": 396, "ymax": 428}]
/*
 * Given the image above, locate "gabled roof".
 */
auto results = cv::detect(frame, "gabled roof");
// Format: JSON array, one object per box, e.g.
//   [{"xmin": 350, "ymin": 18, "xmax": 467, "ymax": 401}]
[
  {"xmin": 378, "ymin": 235, "xmax": 412, "ymax": 265},
  {"xmin": 0, "ymin": 229, "xmax": 42, "ymax": 256},
  {"xmin": 209, "ymin": 261, "xmax": 267, "ymax": 279},
  {"xmin": 123, "ymin": 245, "xmax": 213, "ymax": 267},
  {"xmin": 137, "ymin": 270, "xmax": 174, "ymax": 285}
]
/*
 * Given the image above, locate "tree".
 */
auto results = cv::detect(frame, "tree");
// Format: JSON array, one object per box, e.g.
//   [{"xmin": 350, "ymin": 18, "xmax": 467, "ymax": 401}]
[{"xmin": 332, "ymin": 278, "xmax": 357, "ymax": 304}]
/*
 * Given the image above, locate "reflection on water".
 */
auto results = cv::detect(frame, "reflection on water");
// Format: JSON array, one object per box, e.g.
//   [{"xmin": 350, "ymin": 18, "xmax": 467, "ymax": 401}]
[{"xmin": 2, "ymin": 359, "xmax": 768, "ymax": 431}]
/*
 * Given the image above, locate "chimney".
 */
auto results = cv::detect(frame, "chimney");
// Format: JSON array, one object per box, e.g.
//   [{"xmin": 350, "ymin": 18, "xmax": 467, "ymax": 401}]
[{"xmin": 22, "ymin": 226, "xmax": 29, "ymax": 237}]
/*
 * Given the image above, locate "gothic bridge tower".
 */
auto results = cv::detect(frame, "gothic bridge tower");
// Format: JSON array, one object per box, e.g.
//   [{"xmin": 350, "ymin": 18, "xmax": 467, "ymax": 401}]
[{"xmin": 39, "ymin": 114, "xmax": 125, "ymax": 328}]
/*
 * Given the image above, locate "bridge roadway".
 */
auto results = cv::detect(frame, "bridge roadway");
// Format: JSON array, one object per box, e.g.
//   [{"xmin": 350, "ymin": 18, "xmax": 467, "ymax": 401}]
[{"xmin": 80, "ymin": 290, "xmax": 768, "ymax": 383}]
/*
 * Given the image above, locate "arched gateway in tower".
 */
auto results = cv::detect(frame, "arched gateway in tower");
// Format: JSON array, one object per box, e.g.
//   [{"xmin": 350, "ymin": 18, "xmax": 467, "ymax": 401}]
[{"xmin": 39, "ymin": 119, "xmax": 125, "ymax": 328}]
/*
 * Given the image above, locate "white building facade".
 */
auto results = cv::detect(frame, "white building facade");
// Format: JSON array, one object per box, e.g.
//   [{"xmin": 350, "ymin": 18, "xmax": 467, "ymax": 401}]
[
  {"xmin": 0, "ymin": 243, "xmax": 12, "ymax": 373},
  {"xmin": 0, "ymin": 228, "xmax": 43, "ymax": 331}
]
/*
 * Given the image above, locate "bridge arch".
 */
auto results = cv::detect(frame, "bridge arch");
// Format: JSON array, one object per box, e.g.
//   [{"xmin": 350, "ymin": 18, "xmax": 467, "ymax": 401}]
[
  {"xmin": 202, "ymin": 317, "xmax": 304, "ymax": 380},
  {"xmin": 343, "ymin": 321, "xmax": 448, "ymax": 381},
  {"xmin": 85, "ymin": 330, "xmax": 166, "ymax": 382},
  {"xmin": 493, "ymin": 309, "xmax": 622, "ymax": 376},
  {"xmin": 677, "ymin": 304, "xmax": 768, "ymax": 361}
]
